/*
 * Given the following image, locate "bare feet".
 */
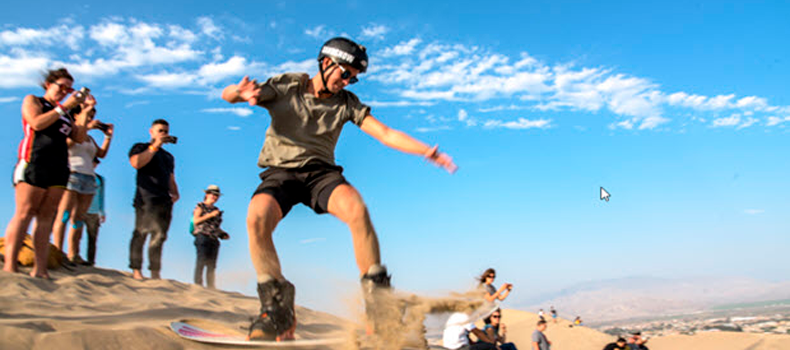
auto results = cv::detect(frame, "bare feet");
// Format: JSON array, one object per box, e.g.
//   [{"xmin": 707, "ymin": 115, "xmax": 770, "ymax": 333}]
[
  {"xmin": 132, "ymin": 269, "xmax": 144, "ymax": 280},
  {"xmin": 150, "ymin": 270, "xmax": 161, "ymax": 280}
]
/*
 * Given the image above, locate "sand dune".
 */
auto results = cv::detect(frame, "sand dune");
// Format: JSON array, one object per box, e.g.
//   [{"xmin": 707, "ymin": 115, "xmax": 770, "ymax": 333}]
[
  {"xmin": 649, "ymin": 331, "xmax": 790, "ymax": 350},
  {"xmin": 2, "ymin": 263, "xmax": 790, "ymax": 350},
  {"xmin": 0, "ymin": 264, "xmax": 355, "ymax": 350}
]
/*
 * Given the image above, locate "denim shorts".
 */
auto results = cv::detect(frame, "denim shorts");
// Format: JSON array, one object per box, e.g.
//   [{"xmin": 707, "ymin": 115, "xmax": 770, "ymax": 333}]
[{"xmin": 66, "ymin": 172, "xmax": 97, "ymax": 194}]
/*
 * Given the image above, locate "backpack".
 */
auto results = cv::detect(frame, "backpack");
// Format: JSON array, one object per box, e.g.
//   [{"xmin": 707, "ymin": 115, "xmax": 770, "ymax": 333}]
[{"xmin": 189, "ymin": 217, "xmax": 195, "ymax": 236}]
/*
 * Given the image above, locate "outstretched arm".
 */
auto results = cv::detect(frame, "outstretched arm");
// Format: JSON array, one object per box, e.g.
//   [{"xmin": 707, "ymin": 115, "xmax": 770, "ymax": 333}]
[
  {"xmin": 360, "ymin": 115, "xmax": 457, "ymax": 173},
  {"xmin": 222, "ymin": 76, "xmax": 261, "ymax": 105}
]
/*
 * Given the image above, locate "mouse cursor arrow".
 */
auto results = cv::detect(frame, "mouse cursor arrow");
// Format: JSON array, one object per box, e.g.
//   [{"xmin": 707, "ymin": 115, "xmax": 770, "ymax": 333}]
[{"xmin": 600, "ymin": 187, "xmax": 611, "ymax": 202}]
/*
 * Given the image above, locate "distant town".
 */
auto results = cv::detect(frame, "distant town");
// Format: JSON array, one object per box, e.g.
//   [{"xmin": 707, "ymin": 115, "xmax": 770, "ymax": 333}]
[{"xmin": 598, "ymin": 301, "xmax": 790, "ymax": 337}]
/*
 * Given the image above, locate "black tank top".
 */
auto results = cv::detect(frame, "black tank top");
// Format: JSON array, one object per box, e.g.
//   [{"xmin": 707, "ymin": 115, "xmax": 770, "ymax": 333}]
[{"xmin": 18, "ymin": 97, "xmax": 73, "ymax": 170}]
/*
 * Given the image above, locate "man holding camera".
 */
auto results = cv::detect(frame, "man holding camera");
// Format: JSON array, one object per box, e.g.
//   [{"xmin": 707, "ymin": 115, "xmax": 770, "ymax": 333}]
[{"xmin": 128, "ymin": 119, "xmax": 179, "ymax": 280}]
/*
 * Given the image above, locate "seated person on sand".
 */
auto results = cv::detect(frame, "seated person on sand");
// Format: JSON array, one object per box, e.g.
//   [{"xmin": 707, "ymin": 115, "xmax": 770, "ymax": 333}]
[
  {"xmin": 482, "ymin": 308, "xmax": 517, "ymax": 350},
  {"xmin": 573, "ymin": 316, "xmax": 583, "ymax": 326},
  {"xmin": 602, "ymin": 337, "xmax": 628, "ymax": 350},
  {"xmin": 442, "ymin": 312, "xmax": 497, "ymax": 350},
  {"xmin": 479, "ymin": 268, "xmax": 513, "ymax": 302},
  {"xmin": 627, "ymin": 332, "xmax": 649, "ymax": 350}
]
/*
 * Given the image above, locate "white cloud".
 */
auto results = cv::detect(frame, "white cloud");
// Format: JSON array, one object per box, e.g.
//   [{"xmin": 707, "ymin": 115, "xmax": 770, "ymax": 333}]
[
  {"xmin": 744, "ymin": 209, "xmax": 764, "ymax": 215},
  {"xmin": 766, "ymin": 116, "xmax": 790, "ymax": 127},
  {"xmin": 136, "ymin": 72, "xmax": 197, "ymax": 88},
  {"xmin": 168, "ymin": 25, "xmax": 198, "ymax": 43},
  {"xmin": 0, "ymin": 50, "xmax": 51, "ymax": 88},
  {"xmin": 197, "ymin": 17, "xmax": 222, "ymax": 39},
  {"xmin": 367, "ymin": 100, "xmax": 434, "ymax": 107},
  {"xmin": 457, "ymin": 109, "xmax": 477, "ymax": 127},
  {"xmin": 737, "ymin": 117, "xmax": 758, "ymax": 129},
  {"xmin": 300, "ymin": 237, "xmax": 326, "ymax": 244},
  {"xmin": 415, "ymin": 125, "xmax": 452, "ymax": 133},
  {"xmin": 711, "ymin": 114, "xmax": 741, "ymax": 127},
  {"xmin": 372, "ymin": 37, "xmax": 790, "ymax": 131},
  {"xmin": 0, "ymin": 24, "xmax": 84, "ymax": 50},
  {"xmin": 198, "ymin": 56, "xmax": 247, "ymax": 83},
  {"xmin": 202, "ymin": 107, "xmax": 254, "ymax": 117},
  {"xmin": 379, "ymin": 38, "xmax": 422, "ymax": 57},
  {"xmin": 478, "ymin": 105, "xmax": 532, "ymax": 113},
  {"xmin": 227, "ymin": 126, "xmax": 241, "ymax": 131},
  {"xmin": 0, "ymin": 96, "xmax": 20, "ymax": 103},
  {"xmin": 124, "ymin": 100, "xmax": 150, "ymax": 108},
  {"xmin": 361, "ymin": 24, "xmax": 389, "ymax": 40},
  {"xmin": 305, "ymin": 25, "xmax": 327, "ymax": 39},
  {"xmin": 483, "ymin": 117, "xmax": 551, "ymax": 129}
]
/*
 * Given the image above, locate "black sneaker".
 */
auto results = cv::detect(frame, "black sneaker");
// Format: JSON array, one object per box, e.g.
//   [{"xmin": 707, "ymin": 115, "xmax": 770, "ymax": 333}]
[
  {"xmin": 360, "ymin": 265, "xmax": 395, "ymax": 331},
  {"xmin": 247, "ymin": 279, "xmax": 296, "ymax": 340}
]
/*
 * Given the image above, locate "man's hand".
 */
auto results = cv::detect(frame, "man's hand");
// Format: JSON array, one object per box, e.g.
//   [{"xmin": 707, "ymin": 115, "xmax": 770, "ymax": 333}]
[
  {"xmin": 424, "ymin": 145, "xmax": 458, "ymax": 174},
  {"xmin": 100, "ymin": 215, "xmax": 106, "ymax": 223},
  {"xmin": 502, "ymin": 323, "xmax": 507, "ymax": 334},
  {"xmin": 236, "ymin": 76, "xmax": 261, "ymax": 106},
  {"xmin": 171, "ymin": 192, "xmax": 180, "ymax": 203}
]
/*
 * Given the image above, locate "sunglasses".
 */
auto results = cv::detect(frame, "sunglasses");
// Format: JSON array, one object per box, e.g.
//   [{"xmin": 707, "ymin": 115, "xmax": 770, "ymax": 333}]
[
  {"xmin": 331, "ymin": 59, "xmax": 358, "ymax": 85},
  {"xmin": 487, "ymin": 275, "xmax": 496, "ymax": 278},
  {"xmin": 491, "ymin": 315, "xmax": 501, "ymax": 319},
  {"xmin": 53, "ymin": 82, "xmax": 74, "ymax": 93}
]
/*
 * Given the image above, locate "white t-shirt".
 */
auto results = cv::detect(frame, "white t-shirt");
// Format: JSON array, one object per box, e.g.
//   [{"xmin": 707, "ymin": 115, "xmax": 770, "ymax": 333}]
[{"xmin": 442, "ymin": 313, "xmax": 476, "ymax": 350}]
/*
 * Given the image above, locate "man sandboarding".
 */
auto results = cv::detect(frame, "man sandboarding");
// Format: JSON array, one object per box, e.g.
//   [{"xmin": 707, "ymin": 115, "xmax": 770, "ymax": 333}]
[{"xmin": 222, "ymin": 37, "xmax": 457, "ymax": 341}]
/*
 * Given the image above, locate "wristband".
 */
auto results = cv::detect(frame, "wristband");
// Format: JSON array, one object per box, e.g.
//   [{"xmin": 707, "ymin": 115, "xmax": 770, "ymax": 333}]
[
  {"xmin": 54, "ymin": 106, "xmax": 66, "ymax": 116},
  {"xmin": 149, "ymin": 145, "xmax": 158, "ymax": 152}
]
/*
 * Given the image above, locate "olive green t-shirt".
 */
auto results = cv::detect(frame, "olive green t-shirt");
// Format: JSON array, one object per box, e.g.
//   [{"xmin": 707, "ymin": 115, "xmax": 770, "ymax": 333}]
[{"xmin": 256, "ymin": 73, "xmax": 370, "ymax": 168}]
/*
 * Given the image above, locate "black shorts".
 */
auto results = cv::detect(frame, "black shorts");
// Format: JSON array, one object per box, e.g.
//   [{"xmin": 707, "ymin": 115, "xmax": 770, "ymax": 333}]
[
  {"xmin": 12, "ymin": 160, "xmax": 69, "ymax": 189},
  {"xmin": 253, "ymin": 162, "xmax": 349, "ymax": 217}
]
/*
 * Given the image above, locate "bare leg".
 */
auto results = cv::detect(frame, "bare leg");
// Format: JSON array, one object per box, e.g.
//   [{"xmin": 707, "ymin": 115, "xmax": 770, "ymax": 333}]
[
  {"xmin": 30, "ymin": 187, "xmax": 65, "ymax": 278},
  {"xmin": 52, "ymin": 190, "xmax": 77, "ymax": 252},
  {"xmin": 326, "ymin": 184, "xmax": 381, "ymax": 276},
  {"xmin": 246, "ymin": 193, "xmax": 296, "ymax": 341},
  {"xmin": 67, "ymin": 193, "xmax": 94, "ymax": 260},
  {"xmin": 3, "ymin": 183, "xmax": 46, "ymax": 273},
  {"xmin": 247, "ymin": 193, "xmax": 284, "ymax": 281}
]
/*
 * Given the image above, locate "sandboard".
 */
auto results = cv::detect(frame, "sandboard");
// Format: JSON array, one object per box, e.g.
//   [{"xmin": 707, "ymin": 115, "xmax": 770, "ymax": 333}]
[{"xmin": 170, "ymin": 321, "xmax": 349, "ymax": 347}]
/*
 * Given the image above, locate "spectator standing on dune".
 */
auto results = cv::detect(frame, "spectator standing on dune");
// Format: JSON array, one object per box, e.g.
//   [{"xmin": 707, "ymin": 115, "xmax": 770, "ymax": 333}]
[
  {"xmin": 479, "ymin": 268, "xmax": 513, "ymax": 303},
  {"xmin": 128, "ymin": 119, "xmax": 179, "ymax": 280}
]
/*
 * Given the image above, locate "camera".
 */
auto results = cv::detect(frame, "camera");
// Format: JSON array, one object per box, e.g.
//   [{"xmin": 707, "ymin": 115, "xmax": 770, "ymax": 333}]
[
  {"xmin": 95, "ymin": 122, "xmax": 110, "ymax": 132},
  {"xmin": 162, "ymin": 136, "xmax": 178, "ymax": 144},
  {"xmin": 74, "ymin": 87, "xmax": 90, "ymax": 99}
]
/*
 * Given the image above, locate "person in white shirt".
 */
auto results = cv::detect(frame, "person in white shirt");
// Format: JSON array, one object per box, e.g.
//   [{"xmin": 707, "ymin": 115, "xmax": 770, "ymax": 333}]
[{"xmin": 442, "ymin": 312, "xmax": 497, "ymax": 350}]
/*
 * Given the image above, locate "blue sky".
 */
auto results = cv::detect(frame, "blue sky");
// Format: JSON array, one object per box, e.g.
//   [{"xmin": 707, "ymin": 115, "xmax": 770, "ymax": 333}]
[{"xmin": 1, "ymin": 0, "xmax": 789, "ymax": 318}]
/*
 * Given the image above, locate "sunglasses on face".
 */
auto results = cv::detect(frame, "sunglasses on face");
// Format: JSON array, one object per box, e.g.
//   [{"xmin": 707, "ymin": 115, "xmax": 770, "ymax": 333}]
[
  {"xmin": 491, "ymin": 315, "xmax": 501, "ymax": 319},
  {"xmin": 331, "ymin": 59, "xmax": 358, "ymax": 85},
  {"xmin": 54, "ymin": 82, "xmax": 74, "ymax": 93},
  {"xmin": 488, "ymin": 275, "xmax": 495, "ymax": 279}
]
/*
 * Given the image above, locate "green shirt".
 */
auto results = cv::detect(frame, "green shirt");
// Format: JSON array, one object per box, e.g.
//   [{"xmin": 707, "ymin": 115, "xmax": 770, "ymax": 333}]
[{"xmin": 256, "ymin": 73, "xmax": 370, "ymax": 168}]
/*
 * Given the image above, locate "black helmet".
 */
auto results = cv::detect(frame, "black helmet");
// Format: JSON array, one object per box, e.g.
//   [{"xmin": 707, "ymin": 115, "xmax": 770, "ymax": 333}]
[{"xmin": 318, "ymin": 37, "xmax": 368, "ymax": 73}]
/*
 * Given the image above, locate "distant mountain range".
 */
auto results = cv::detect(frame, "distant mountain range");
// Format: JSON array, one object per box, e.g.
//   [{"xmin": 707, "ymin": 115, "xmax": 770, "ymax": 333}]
[{"xmin": 511, "ymin": 276, "xmax": 790, "ymax": 324}]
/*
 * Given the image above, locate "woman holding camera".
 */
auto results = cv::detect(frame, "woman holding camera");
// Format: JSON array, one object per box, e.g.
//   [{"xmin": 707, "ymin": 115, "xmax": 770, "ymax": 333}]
[
  {"xmin": 52, "ymin": 108, "xmax": 113, "ymax": 264},
  {"xmin": 3, "ymin": 68, "xmax": 93, "ymax": 278},
  {"xmin": 192, "ymin": 185, "xmax": 229, "ymax": 289}
]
